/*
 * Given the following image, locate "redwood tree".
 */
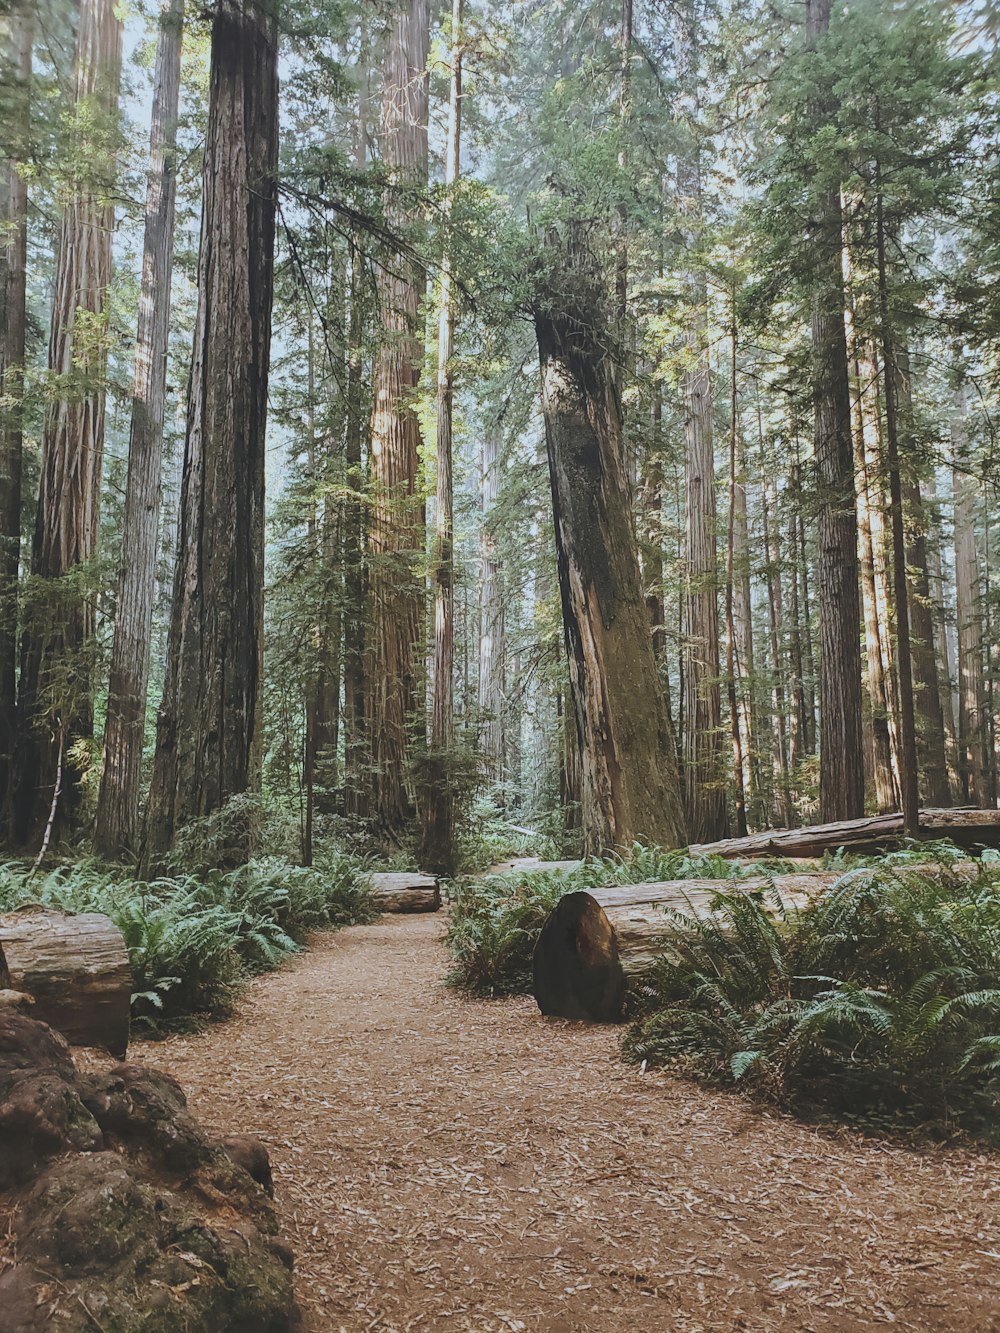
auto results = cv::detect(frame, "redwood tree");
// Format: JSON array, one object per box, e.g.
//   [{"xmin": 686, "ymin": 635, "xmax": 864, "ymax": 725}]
[
  {"xmin": 15, "ymin": 0, "xmax": 122, "ymax": 848},
  {"xmin": 364, "ymin": 0, "xmax": 429, "ymax": 837},
  {"xmin": 534, "ymin": 226, "xmax": 686, "ymax": 855},
  {"xmin": 95, "ymin": 0, "xmax": 184, "ymax": 858},
  {"xmin": 805, "ymin": 0, "xmax": 865, "ymax": 823},
  {"xmin": 144, "ymin": 0, "xmax": 278, "ymax": 867}
]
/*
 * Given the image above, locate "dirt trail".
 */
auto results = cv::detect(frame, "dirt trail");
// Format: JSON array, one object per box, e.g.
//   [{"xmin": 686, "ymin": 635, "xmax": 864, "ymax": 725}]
[{"xmin": 135, "ymin": 915, "xmax": 1000, "ymax": 1332}]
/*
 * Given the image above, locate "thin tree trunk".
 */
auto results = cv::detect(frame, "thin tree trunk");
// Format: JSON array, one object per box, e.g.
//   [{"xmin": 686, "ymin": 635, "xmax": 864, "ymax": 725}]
[
  {"xmin": 342, "ymin": 33, "xmax": 371, "ymax": 819},
  {"xmin": 94, "ymin": 0, "xmax": 183, "ymax": 858},
  {"xmin": 762, "ymin": 473, "xmax": 793, "ymax": 827},
  {"xmin": 806, "ymin": 0, "xmax": 864, "ymax": 823},
  {"xmin": 15, "ymin": 0, "xmax": 123, "ymax": 849},
  {"xmin": 0, "ymin": 5, "xmax": 31, "ymax": 823},
  {"xmin": 874, "ymin": 167, "xmax": 918, "ymax": 836},
  {"xmin": 894, "ymin": 348, "xmax": 949, "ymax": 807},
  {"xmin": 952, "ymin": 381, "xmax": 988, "ymax": 805},
  {"xmin": 144, "ymin": 0, "xmax": 279, "ymax": 868},
  {"xmin": 924, "ymin": 472, "xmax": 959, "ymax": 796},
  {"xmin": 420, "ymin": 0, "xmax": 462, "ymax": 874},
  {"xmin": 364, "ymin": 0, "xmax": 429, "ymax": 836},
  {"xmin": 478, "ymin": 427, "xmax": 505, "ymax": 788},
  {"xmin": 725, "ymin": 317, "xmax": 748, "ymax": 836},
  {"xmin": 534, "ymin": 228, "xmax": 686, "ymax": 855}
]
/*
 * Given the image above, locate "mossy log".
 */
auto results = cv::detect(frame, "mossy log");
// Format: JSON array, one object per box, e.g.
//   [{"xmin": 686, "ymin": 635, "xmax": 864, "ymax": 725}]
[
  {"xmin": 690, "ymin": 807, "xmax": 1000, "ymax": 861},
  {"xmin": 369, "ymin": 872, "xmax": 440, "ymax": 913},
  {"xmin": 0, "ymin": 906, "xmax": 132, "ymax": 1057}
]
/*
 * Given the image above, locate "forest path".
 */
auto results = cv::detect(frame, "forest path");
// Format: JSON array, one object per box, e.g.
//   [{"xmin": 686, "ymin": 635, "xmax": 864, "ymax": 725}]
[{"xmin": 135, "ymin": 914, "xmax": 1000, "ymax": 1332}]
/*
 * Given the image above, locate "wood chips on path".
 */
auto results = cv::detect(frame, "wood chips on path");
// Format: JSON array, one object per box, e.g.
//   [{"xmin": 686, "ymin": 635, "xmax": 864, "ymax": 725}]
[{"xmin": 133, "ymin": 914, "xmax": 1000, "ymax": 1332}]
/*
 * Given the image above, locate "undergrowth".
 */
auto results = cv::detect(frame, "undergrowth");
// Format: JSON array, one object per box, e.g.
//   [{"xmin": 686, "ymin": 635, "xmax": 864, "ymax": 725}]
[
  {"xmin": 0, "ymin": 850, "xmax": 376, "ymax": 1032},
  {"xmin": 623, "ymin": 860, "xmax": 1000, "ymax": 1139},
  {"xmin": 446, "ymin": 843, "xmax": 797, "ymax": 997}
]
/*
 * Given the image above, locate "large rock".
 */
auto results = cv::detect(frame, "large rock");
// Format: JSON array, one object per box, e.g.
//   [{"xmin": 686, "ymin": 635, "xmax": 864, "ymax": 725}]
[{"xmin": 0, "ymin": 1011, "xmax": 300, "ymax": 1331}]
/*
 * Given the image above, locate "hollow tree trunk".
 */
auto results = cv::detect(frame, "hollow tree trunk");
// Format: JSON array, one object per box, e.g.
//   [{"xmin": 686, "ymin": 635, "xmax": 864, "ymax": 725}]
[
  {"xmin": 144, "ymin": 0, "xmax": 278, "ymax": 868},
  {"xmin": 806, "ymin": 0, "xmax": 864, "ymax": 824},
  {"xmin": 15, "ymin": 0, "xmax": 123, "ymax": 849},
  {"xmin": 420, "ymin": 0, "xmax": 462, "ymax": 875},
  {"xmin": 94, "ymin": 0, "xmax": 184, "ymax": 859},
  {"xmin": 0, "ymin": 6, "xmax": 31, "ymax": 824},
  {"xmin": 364, "ymin": 0, "xmax": 429, "ymax": 836},
  {"xmin": 533, "ymin": 228, "xmax": 686, "ymax": 856}
]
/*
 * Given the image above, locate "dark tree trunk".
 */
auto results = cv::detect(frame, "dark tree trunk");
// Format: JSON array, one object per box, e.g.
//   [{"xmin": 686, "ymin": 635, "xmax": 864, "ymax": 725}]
[
  {"xmin": 806, "ymin": 0, "xmax": 865, "ymax": 823},
  {"xmin": 15, "ymin": 0, "xmax": 122, "ymax": 849},
  {"xmin": 534, "ymin": 229, "xmax": 686, "ymax": 855},
  {"xmin": 0, "ymin": 6, "xmax": 31, "ymax": 824},
  {"xmin": 95, "ymin": 0, "xmax": 184, "ymax": 859},
  {"xmin": 364, "ymin": 0, "xmax": 429, "ymax": 837},
  {"xmin": 144, "ymin": 0, "xmax": 278, "ymax": 868}
]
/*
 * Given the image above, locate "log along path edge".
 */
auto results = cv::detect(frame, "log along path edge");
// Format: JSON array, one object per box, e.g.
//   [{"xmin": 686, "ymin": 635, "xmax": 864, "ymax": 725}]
[{"xmin": 130, "ymin": 912, "xmax": 1000, "ymax": 1332}]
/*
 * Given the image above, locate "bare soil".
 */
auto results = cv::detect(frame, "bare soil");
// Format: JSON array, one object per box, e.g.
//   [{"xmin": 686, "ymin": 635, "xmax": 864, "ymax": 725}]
[{"xmin": 130, "ymin": 914, "xmax": 1000, "ymax": 1332}]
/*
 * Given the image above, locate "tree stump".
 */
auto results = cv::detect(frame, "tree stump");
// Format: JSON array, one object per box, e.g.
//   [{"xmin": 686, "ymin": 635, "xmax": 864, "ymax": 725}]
[{"xmin": 0, "ymin": 907, "xmax": 132, "ymax": 1057}]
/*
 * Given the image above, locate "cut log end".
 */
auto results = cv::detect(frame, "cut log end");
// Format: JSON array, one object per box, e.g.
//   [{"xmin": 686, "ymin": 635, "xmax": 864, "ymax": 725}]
[
  {"xmin": 0, "ymin": 907, "xmax": 132, "ymax": 1058},
  {"xmin": 532, "ymin": 891, "xmax": 626, "ymax": 1024}
]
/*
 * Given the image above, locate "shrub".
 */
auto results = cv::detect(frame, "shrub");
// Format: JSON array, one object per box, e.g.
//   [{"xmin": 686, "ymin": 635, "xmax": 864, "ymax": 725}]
[
  {"xmin": 0, "ymin": 851, "xmax": 375, "ymax": 1032},
  {"xmin": 623, "ymin": 861, "xmax": 1000, "ymax": 1139},
  {"xmin": 445, "ymin": 844, "xmax": 789, "ymax": 996}
]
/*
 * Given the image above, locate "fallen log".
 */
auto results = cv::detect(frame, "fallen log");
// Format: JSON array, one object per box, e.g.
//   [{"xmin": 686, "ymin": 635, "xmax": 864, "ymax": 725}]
[
  {"xmin": 691, "ymin": 807, "xmax": 1000, "ymax": 861},
  {"xmin": 0, "ymin": 906, "xmax": 132, "ymax": 1056},
  {"xmin": 532, "ymin": 863, "xmax": 981, "ymax": 1024},
  {"xmin": 368, "ymin": 872, "xmax": 440, "ymax": 913}
]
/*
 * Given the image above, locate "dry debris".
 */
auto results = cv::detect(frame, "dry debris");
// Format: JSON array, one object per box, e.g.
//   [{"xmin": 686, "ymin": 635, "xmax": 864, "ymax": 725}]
[{"xmin": 128, "ymin": 915, "xmax": 1000, "ymax": 1332}]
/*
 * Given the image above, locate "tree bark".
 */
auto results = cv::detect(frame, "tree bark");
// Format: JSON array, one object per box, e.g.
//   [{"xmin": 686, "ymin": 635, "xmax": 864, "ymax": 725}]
[
  {"xmin": 806, "ymin": 0, "xmax": 865, "ymax": 824},
  {"xmin": 0, "ymin": 6, "xmax": 31, "ymax": 824},
  {"xmin": 678, "ymin": 0, "xmax": 727, "ymax": 842},
  {"xmin": 693, "ymin": 808, "xmax": 1000, "ymax": 861},
  {"xmin": 478, "ymin": 427, "xmax": 505, "ymax": 787},
  {"xmin": 144, "ymin": 0, "xmax": 278, "ymax": 868},
  {"xmin": 0, "ymin": 906, "xmax": 132, "ymax": 1057},
  {"xmin": 15, "ymin": 0, "xmax": 123, "ymax": 848},
  {"xmin": 534, "ymin": 228, "xmax": 686, "ymax": 856},
  {"xmin": 368, "ymin": 871, "xmax": 440, "ymax": 913},
  {"xmin": 364, "ymin": 0, "xmax": 429, "ymax": 836},
  {"xmin": 420, "ymin": 0, "xmax": 462, "ymax": 875},
  {"xmin": 952, "ymin": 382, "xmax": 988, "ymax": 805},
  {"xmin": 95, "ymin": 0, "xmax": 184, "ymax": 859}
]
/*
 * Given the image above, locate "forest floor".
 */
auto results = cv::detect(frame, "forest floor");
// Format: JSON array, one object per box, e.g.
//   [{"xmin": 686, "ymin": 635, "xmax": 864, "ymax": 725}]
[{"xmin": 128, "ymin": 913, "xmax": 1000, "ymax": 1332}]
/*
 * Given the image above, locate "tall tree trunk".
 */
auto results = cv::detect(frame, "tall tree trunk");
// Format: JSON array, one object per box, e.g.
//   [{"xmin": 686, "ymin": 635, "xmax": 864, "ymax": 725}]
[
  {"xmin": 952, "ymin": 382, "xmax": 988, "ymax": 805},
  {"xmin": 725, "ymin": 318, "xmax": 748, "ymax": 836},
  {"xmin": 806, "ymin": 0, "xmax": 864, "ymax": 823},
  {"xmin": 94, "ymin": 0, "xmax": 184, "ymax": 858},
  {"xmin": 534, "ymin": 229, "xmax": 686, "ymax": 855},
  {"xmin": 478, "ymin": 427, "xmax": 505, "ymax": 789},
  {"xmin": 0, "ymin": 5, "xmax": 31, "ymax": 824},
  {"xmin": 15, "ymin": 0, "xmax": 122, "ymax": 848},
  {"xmin": 420, "ymin": 0, "xmax": 462, "ymax": 874},
  {"xmin": 762, "ymin": 473, "xmax": 793, "ymax": 827},
  {"xmin": 144, "ymin": 0, "xmax": 278, "ymax": 868},
  {"xmin": 678, "ymin": 0, "xmax": 727, "ymax": 841},
  {"xmin": 851, "ymin": 333, "xmax": 898, "ymax": 813},
  {"xmin": 924, "ymin": 472, "xmax": 959, "ymax": 796},
  {"xmin": 893, "ymin": 348, "xmax": 949, "ymax": 807},
  {"xmin": 874, "ymin": 167, "xmax": 918, "ymax": 836},
  {"xmin": 342, "ymin": 35, "xmax": 371, "ymax": 819},
  {"xmin": 364, "ymin": 0, "xmax": 429, "ymax": 836}
]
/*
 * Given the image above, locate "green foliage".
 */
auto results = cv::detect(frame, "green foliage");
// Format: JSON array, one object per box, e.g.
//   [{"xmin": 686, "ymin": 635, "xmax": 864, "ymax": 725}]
[
  {"xmin": 0, "ymin": 850, "xmax": 375, "ymax": 1032},
  {"xmin": 445, "ymin": 845, "xmax": 789, "ymax": 996},
  {"xmin": 624, "ymin": 862, "xmax": 1000, "ymax": 1139}
]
